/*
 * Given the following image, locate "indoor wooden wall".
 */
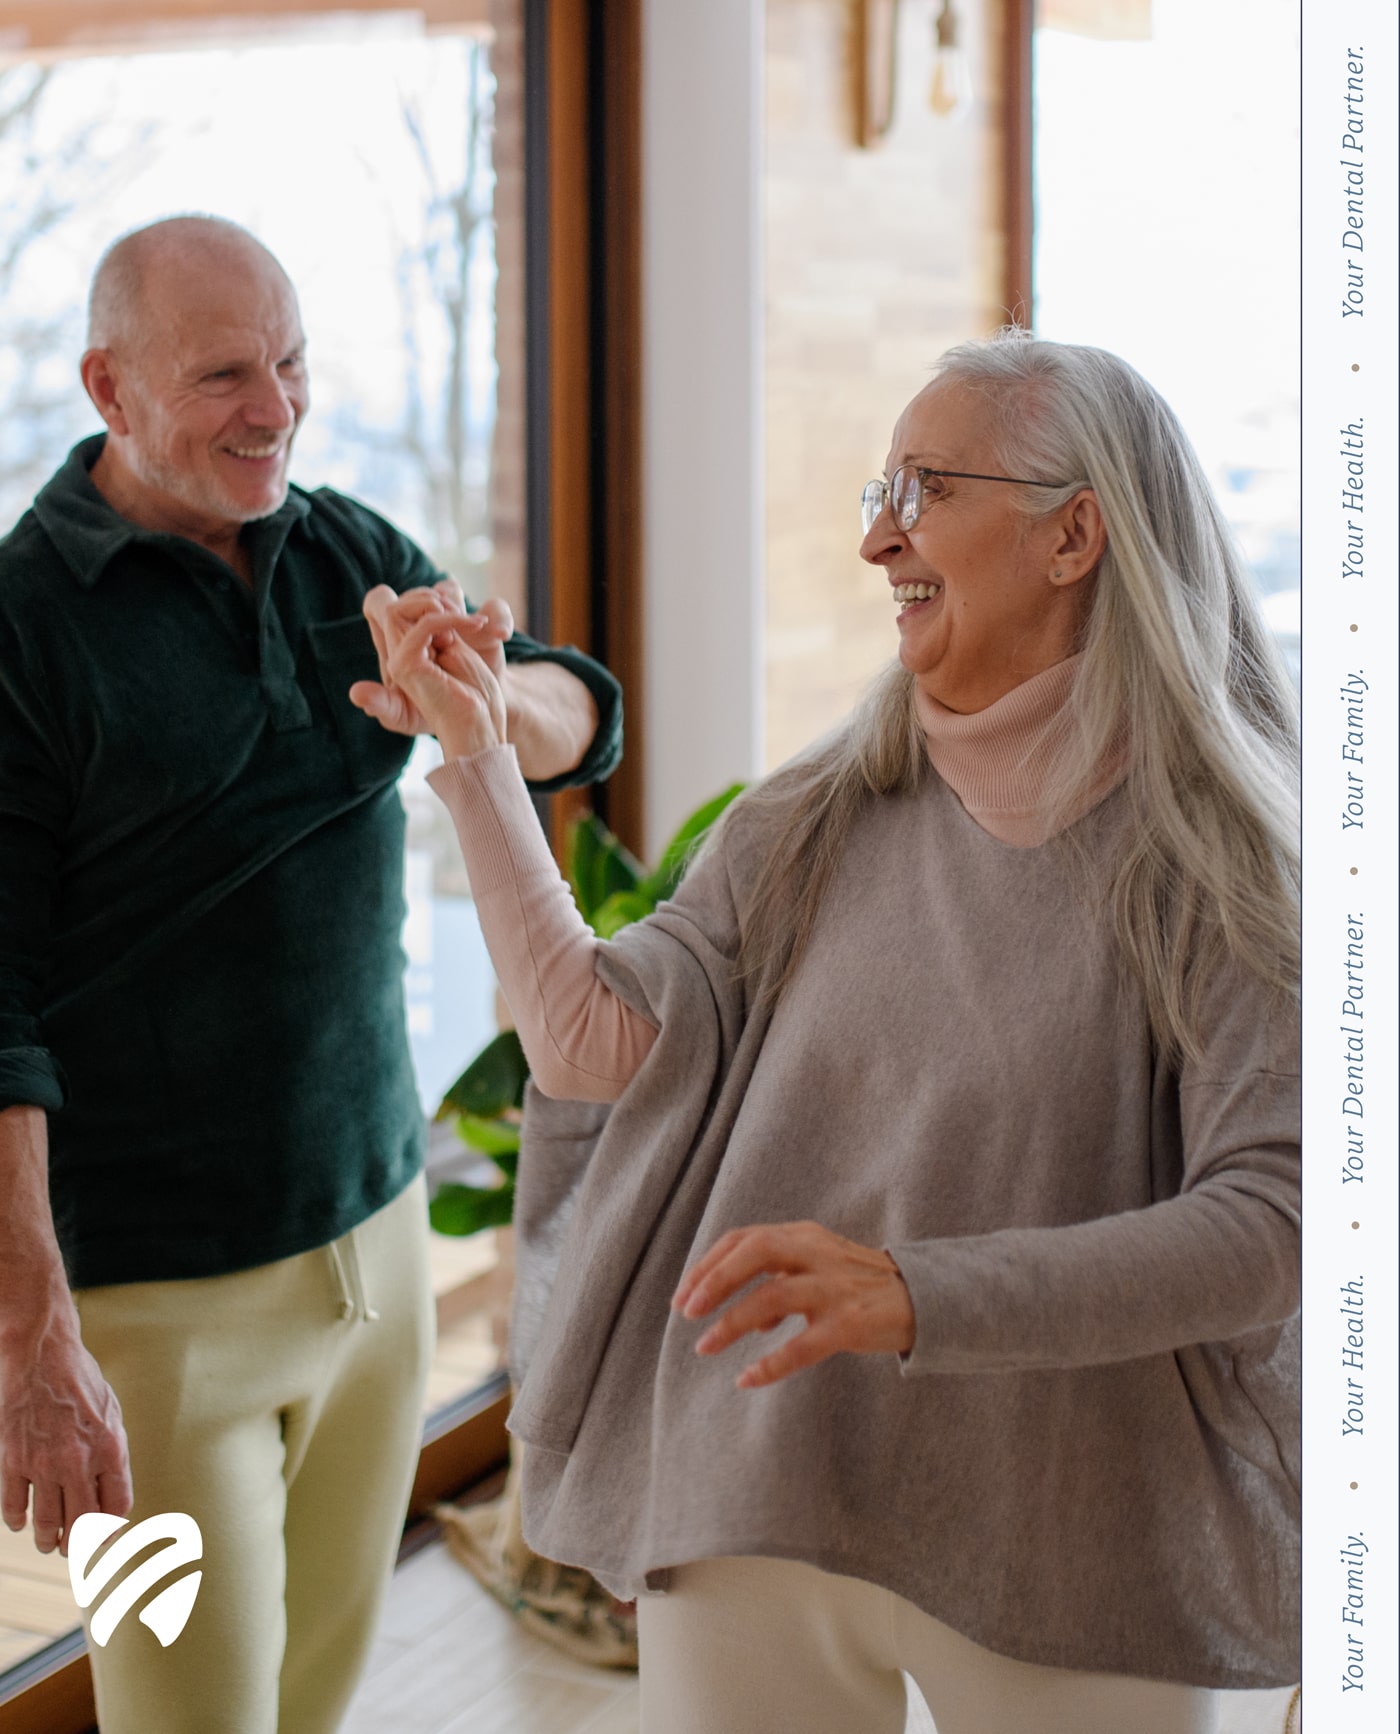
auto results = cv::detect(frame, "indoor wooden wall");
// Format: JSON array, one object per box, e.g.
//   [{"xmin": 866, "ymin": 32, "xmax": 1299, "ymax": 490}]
[{"xmin": 763, "ymin": 0, "xmax": 1010, "ymax": 771}]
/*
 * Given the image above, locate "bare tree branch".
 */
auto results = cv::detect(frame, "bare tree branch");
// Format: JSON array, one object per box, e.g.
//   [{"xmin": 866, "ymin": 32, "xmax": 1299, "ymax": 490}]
[
  {"xmin": 334, "ymin": 39, "xmax": 496, "ymax": 583},
  {"xmin": 0, "ymin": 67, "xmax": 169, "ymax": 523}
]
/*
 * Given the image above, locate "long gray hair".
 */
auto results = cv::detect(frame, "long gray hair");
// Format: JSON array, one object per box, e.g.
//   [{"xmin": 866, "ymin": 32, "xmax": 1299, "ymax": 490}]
[{"xmin": 731, "ymin": 332, "xmax": 1299, "ymax": 1061}]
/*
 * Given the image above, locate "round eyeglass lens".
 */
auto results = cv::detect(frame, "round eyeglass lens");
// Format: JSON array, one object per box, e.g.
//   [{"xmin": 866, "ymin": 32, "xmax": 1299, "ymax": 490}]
[
  {"xmin": 892, "ymin": 466, "xmax": 923, "ymax": 531},
  {"xmin": 860, "ymin": 480, "xmax": 886, "ymax": 534}
]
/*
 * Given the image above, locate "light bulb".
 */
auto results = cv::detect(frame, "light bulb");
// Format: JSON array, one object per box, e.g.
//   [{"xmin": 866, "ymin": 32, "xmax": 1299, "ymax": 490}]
[
  {"xmin": 928, "ymin": 51, "xmax": 973, "ymax": 118},
  {"xmin": 928, "ymin": 1, "xmax": 973, "ymax": 121}
]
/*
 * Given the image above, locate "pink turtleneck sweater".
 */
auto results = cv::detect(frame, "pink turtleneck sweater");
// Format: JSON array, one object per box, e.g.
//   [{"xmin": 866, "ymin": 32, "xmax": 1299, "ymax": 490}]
[
  {"xmin": 913, "ymin": 653, "xmax": 1125, "ymax": 845},
  {"xmin": 427, "ymin": 657, "xmax": 1124, "ymax": 1101}
]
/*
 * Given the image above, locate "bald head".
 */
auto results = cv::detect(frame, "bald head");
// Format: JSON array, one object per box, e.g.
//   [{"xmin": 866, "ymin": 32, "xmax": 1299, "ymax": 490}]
[
  {"xmin": 86, "ymin": 217, "xmax": 295, "ymax": 357},
  {"xmin": 80, "ymin": 216, "xmax": 309, "ymax": 553}
]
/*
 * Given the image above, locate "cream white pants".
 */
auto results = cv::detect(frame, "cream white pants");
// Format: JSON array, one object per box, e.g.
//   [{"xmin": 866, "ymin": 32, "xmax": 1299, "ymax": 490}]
[
  {"xmin": 637, "ymin": 1555, "xmax": 1221, "ymax": 1734},
  {"xmin": 73, "ymin": 1174, "xmax": 434, "ymax": 1734}
]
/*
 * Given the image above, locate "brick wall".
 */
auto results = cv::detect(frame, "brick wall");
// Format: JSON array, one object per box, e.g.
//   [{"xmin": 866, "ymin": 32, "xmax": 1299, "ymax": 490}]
[{"xmin": 764, "ymin": 0, "xmax": 1007, "ymax": 769}]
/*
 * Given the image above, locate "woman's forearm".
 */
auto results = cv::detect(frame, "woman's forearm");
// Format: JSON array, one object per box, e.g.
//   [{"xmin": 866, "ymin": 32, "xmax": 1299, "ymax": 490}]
[
  {"xmin": 890, "ymin": 1137, "xmax": 1299, "ymax": 1375},
  {"xmin": 428, "ymin": 746, "xmax": 657, "ymax": 1101}
]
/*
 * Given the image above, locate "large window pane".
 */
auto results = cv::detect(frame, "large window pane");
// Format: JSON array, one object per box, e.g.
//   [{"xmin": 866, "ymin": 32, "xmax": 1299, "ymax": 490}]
[{"xmin": 1033, "ymin": 0, "xmax": 1300, "ymax": 678}]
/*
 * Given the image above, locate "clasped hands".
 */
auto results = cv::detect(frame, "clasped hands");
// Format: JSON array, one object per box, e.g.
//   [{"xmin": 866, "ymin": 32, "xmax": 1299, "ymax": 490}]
[{"xmin": 350, "ymin": 580, "xmax": 509, "ymax": 764}]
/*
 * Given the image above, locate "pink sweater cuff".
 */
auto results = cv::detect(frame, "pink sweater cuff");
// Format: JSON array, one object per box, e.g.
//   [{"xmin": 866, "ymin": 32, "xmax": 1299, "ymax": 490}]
[
  {"xmin": 427, "ymin": 746, "xmax": 657, "ymax": 1101},
  {"xmin": 427, "ymin": 745, "xmax": 553, "ymax": 898}
]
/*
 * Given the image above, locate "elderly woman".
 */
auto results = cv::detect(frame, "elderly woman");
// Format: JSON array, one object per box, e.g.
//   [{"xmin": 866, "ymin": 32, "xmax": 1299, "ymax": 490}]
[{"xmin": 357, "ymin": 335, "xmax": 1299, "ymax": 1734}]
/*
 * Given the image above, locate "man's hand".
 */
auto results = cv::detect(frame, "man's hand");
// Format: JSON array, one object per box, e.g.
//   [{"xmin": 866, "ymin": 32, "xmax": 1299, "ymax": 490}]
[
  {"xmin": 1, "ymin": 1302, "xmax": 132, "ymax": 1556},
  {"xmin": 672, "ymin": 1221, "xmax": 917, "ymax": 1390},
  {"xmin": 1, "ymin": 1105, "xmax": 132, "ymax": 1556}
]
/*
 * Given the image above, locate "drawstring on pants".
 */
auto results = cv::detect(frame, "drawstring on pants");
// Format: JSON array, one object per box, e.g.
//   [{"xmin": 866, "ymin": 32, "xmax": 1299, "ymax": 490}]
[{"xmin": 327, "ymin": 1229, "xmax": 380, "ymax": 1324}]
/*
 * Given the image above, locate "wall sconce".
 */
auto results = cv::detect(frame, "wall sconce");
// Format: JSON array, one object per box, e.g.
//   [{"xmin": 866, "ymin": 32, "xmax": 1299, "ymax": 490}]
[
  {"xmin": 929, "ymin": 0, "xmax": 974, "ymax": 120},
  {"xmin": 859, "ymin": 0, "xmax": 974, "ymax": 147}
]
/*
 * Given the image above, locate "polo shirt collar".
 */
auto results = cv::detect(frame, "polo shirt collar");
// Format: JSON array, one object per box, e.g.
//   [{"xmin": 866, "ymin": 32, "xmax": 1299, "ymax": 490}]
[{"xmin": 34, "ymin": 434, "xmax": 312, "ymax": 589}]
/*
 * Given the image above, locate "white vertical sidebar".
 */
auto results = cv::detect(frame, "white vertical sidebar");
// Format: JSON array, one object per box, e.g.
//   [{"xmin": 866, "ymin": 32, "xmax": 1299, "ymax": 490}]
[{"xmin": 1301, "ymin": 1, "xmax": 1398, "ymax": 1728}]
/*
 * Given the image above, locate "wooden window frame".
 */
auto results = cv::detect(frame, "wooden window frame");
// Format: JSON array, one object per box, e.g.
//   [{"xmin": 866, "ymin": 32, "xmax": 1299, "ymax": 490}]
[
  {"xmin": 528, "ymin": 0, "xmax": 644, "ymax": 858},
  {"xmin": 1003, "ymin": 0, "xmax": 1035, "ymax": 324}
]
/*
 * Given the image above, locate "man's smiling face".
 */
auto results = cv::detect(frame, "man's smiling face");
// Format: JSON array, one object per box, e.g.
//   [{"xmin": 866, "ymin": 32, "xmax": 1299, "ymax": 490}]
[{"xmin": 93, "ymin": 238, "xmax": 309, "ymax": 544}]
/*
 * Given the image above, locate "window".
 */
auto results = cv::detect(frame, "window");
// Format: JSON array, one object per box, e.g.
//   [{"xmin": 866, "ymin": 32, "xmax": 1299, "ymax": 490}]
[{"xmin": 1031, "ymin": 0, "xmax": 1300, "ymax": 678}]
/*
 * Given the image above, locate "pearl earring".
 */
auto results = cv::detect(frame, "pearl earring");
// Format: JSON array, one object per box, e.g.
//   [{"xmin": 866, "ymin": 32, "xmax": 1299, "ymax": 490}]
[{"xmin": 1053, "ymin": 568, "xmax": 1063, "ymax": 578}]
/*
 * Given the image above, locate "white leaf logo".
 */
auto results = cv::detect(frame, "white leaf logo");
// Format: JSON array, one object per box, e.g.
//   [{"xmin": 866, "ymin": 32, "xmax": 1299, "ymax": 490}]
[{"xmin": 67, "ymin": 1511, "xmax": 204, "ymax": 1647}]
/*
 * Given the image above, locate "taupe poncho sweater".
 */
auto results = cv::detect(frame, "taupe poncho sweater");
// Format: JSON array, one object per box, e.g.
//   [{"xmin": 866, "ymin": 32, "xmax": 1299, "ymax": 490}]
[{"xmin": 429, "ymin": 668, "xmax": 1300, "ymax": 1691}]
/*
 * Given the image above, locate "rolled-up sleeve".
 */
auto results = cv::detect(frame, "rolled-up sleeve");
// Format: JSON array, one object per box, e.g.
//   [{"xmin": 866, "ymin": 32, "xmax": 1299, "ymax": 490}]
[
  {"xmin": 0, "ymin": 639, "xmax": 71, "ymax": 1112},
  {"xmin": 499, "ymin": 635, "xmax": 624, "ymax": 793}
]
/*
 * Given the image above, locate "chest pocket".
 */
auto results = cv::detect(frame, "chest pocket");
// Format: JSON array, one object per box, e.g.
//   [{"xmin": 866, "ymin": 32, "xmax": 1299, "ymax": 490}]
[{"xmin": 304, "ymin": 614, "xmax": 414, "ymax": 792}]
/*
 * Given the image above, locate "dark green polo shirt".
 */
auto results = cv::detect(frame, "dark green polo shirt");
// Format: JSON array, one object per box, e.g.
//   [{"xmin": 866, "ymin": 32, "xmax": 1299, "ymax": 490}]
[{"xmin": 0, "ymin": 436, "xmax": 622, "ymax": 1288}]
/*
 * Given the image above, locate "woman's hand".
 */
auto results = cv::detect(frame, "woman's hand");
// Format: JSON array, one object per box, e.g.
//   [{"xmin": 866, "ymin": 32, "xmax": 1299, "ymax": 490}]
[
  {"xmin": 354, "ymin": 585, "xmax": 509, "ymax": 761},
  {"xmin": 672, "ymin": 1221, "xmax": 916, "ymax": 1389},
  {"xmin": 351, "ymin": 582, "xmax": 511, "ymax": 740}
]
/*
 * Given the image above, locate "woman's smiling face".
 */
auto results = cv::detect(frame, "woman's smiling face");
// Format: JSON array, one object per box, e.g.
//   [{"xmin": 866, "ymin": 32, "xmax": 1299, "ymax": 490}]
[{"xmin": 859, "ymin": 380, "xmax": 1100, "ymax": 714}]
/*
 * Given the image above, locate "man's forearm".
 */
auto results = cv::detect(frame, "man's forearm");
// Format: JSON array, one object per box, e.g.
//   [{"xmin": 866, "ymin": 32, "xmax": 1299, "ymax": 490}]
[
  {"xmin": 0, "ymin": 1103, "xmax": 133, "ymax": 1549},
  {"xmin": 501, "ymin": 663, "xmax": 600, "ymax": 782},
  {"xmin": 0, "ymin": 1106, "xmax": 72, "ymax": 1348}
]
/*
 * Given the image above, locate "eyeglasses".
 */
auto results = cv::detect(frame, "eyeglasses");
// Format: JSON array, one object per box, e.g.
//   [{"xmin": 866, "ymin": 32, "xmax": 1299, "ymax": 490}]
[{"xmin": 860, "ymin": 466, "xmax": 1070, "ymax": 535}]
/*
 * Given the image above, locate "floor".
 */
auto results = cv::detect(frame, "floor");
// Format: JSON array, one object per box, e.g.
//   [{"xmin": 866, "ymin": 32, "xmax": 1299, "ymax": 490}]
[
  {"xmin": 339, "ymin": 1541, "xmax": 641, "ymax": 1734},
  {"xmin": 341, "ymin": 1539, "xmax": 1301, "ymax": 1734},
  {"xmin": 0, "ymin": 1535, "xmax": 71, "ymax": 1675}
]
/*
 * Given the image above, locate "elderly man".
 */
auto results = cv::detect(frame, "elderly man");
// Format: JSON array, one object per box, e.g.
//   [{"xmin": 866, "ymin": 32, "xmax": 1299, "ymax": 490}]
[{"xmin": 0, "ymin": 216, "xmax": 620, "ymax": 1732}]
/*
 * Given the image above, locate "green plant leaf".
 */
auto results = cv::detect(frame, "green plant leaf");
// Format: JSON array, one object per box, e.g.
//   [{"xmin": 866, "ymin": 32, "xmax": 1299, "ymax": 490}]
[
  {"xmin": 436, "ymin": 1029, "xmax": 529, "ymax": 1121},
  {"xmin": 565, "ymin": 812, "xmax": 604, "ymax": 908},
  {"xmin": 590, "ymin": 888, "xmax": 657, "ymax": 938},
  {"xmin": 640, "ymin": 782, "xmax": 746, "ymax": 903},
  {"xmin": 454, "ymin": 1112, "xmax": 522, "ymax": 1158},
  {"xmin": 428, "ymin": 1181, "xmax": 516, "ymax": 1237},
  {"xmin": 567, "ymin": 814, "xmax": 644, "ymax": 921}
]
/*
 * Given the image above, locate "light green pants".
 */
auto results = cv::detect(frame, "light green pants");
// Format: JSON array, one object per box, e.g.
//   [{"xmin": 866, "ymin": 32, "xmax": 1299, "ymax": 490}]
[{"xmin": 74, "ymin": 1174, "xmax": 434, "ymax": 1734}]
